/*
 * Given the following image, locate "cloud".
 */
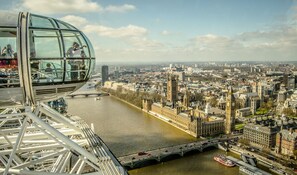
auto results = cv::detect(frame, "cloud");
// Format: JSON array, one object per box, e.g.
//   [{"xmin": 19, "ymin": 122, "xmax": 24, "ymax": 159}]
[
  {"xmin": 83, "ymin": 24, "xmax": 164, "ymax": 50},
  {"xmin": 191, "ymin": 34, "xmax": 239, "ymax": 51},
  {"xmin": 161, "ymin": 30, "xmax": 169, "ymax": 35},
  {"xmin": 104, "ymin": 4, "xmax": 136, "ymax": 13},
  {"xmin": 128, "ymin": 37, "xmax": 164, "ymax": 49},
  {"xmin": 237, "ymin": 27, "xmax": 297, "ymax": 48},
  {"xmin": 84, "ymin": 24, "xmax": 147, "ymax": 38},
  {"xmin": 21, "ymin": 0, "xmax": 102, "ymax": 14},
  {"xmin": 60, "ymin": 15, "xmax": 88, "ymax": 28},
  {"xmin": 184, "ymin": 26, "xmax": 297, "ymax": 61}
]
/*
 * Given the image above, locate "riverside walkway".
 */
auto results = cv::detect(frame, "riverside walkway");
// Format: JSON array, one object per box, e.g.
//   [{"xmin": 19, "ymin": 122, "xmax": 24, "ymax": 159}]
[
  {"xmin": 118, "ymin": 137, "xmax": 237, "ymax": 169},
  {"xmin": 226, "ymin": 156, "xmax": 272, "ymax": 175}
]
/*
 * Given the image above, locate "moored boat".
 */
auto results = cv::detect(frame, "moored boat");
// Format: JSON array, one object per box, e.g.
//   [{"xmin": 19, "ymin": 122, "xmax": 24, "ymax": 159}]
[{"xmin": 213, "ymin": 154, "xmax": 235, "ymax": 167}]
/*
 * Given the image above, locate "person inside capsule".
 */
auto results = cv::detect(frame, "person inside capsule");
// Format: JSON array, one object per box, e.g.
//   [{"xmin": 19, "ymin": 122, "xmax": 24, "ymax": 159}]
[
  {"xmin": 0, "ymin": 29, "xmax": 18, "ymax": 88},
  {"xmin": 2, "ymin": 44, "xmax": 14, "ymax": 57},
  {"xmin": 45, "ymin": 63, "xmax": 53, "ymax": 82},
  {"xmin": 67, "ymin": 42, "xmax": 86, "ymax": 80}
]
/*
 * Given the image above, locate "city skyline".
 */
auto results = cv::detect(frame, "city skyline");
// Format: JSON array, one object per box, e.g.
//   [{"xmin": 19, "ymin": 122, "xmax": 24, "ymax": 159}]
[{"xmin": 2, "ymin": 0, "xmax": 297, "ymax": 62}]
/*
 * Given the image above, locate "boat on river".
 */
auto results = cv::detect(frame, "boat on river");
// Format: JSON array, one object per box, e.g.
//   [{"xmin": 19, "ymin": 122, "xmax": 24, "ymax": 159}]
[
  {"xmin": 213, "ymin": 154, "xmax": 235, "ymax": 167},
  {"xmin": 94, "ymin": 97, "xmax": 101, "ymax": 101}
]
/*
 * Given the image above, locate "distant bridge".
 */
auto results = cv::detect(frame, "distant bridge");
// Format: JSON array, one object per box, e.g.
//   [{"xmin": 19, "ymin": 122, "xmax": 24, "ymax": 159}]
[
  {"xmin": 67, "ymin": 92, "xmax": 109, "ymax": 98},
  {"xmin": 118, "ymin": 137, "xmax": 237, "ymax": 169}
]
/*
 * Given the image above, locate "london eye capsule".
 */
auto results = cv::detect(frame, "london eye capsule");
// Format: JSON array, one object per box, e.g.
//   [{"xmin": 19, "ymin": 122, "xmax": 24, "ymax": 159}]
[{"xmin": 0, "ymin": 11, "xmax": 95, "ymax": 106}]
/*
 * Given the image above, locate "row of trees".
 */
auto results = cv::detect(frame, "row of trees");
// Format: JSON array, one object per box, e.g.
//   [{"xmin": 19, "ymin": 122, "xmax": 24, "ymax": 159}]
[
  {"xmin": 101, "ymin": 87, "xmax": 161, "ymax": 108},
  {"xmin": 283, "ymin": 108, "xmax": 297, "ymax": 117}
]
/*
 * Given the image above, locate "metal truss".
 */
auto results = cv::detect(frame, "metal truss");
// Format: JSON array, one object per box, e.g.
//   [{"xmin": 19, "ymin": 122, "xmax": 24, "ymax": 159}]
[{"xmin": 0, "ymin": 103, "xmax": 127, "ymax": 175}]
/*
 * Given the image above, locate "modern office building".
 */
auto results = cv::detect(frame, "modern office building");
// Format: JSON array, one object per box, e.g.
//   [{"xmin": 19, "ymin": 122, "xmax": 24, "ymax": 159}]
[{"xmin": 101, "ymin": 65, "xmax": 109, "ymax": 86}]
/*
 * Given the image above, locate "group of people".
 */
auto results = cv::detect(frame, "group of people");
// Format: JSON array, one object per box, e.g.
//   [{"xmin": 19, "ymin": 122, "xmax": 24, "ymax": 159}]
[
  {"xmin": 0, "ymin": 44, "xmax": 18, "ymax": 87},
  {"xmin": 1, "ymin": 44, "xmax": 15, "ymax": 58},
  {"xmin": 0, "ymin": 44, "xmax": 17, "ymax": 68}
]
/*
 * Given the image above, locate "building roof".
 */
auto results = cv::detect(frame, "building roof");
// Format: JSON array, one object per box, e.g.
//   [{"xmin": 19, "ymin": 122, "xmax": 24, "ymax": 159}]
[
  {"xmin": 280, "ymin": 129, "xmax": 297, "ymax": 141},
  {"xmin": 244, "ymin": 123, "xmax": 279, "ymax": 134}
]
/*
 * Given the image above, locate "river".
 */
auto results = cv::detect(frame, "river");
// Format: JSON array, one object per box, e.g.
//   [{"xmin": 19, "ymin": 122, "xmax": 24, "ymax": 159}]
[{"xmin": 67, "ymin": 96, "xmax": 239, "ymax": 175}]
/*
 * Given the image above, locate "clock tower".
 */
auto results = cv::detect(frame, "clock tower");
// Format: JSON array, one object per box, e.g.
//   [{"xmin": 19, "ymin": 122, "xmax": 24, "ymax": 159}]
[{"xmin": 225, "ymin": 86, "xmax": 235, "ymax": 134}]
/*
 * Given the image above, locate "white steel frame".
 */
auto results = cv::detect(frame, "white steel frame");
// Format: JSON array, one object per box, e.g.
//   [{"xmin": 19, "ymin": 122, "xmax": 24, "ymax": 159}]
[{"xmin": 0, "ymin": 103, "xmax": 126, "ymax": 175}]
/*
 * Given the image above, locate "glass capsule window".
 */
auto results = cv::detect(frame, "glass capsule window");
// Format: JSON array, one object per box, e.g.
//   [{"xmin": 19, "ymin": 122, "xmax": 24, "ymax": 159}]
[
  {"xmin": 63, "ymin": 31, "xmax": 89, "ymax": 58},
  {"xmin": 82, "ymin": 33, "xmax": 95, "ymax": 58},
  {"xmin": 30, "ymin": 30, "xmax": 63, "ymax": 58},
  {"xmin": 31, "ymin": 60, "xmax": 64, "ymax": 84},
  {"xmin": 65, "ymin": 59, "xmax": 89, "ymax": 82},
  {"xmin": 0, "ymin": 28, "xmax": 19, "ymax": 88},
  {"xmin": 29, "ymin": 14, "xmax": 94, "ymax": 85},
  {"xmin": 56, "ymin": 20, "xmax": 76, "ymax": 30},
  {"xmin": 30, "ymin": 15, "xmax": 57, "ymax": 29}
]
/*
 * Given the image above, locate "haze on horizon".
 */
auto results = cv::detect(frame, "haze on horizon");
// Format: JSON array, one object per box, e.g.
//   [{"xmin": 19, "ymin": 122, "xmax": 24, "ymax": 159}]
[{"xmin": 1, "ymin": 0, "xmax": 297, "ymax": 63}]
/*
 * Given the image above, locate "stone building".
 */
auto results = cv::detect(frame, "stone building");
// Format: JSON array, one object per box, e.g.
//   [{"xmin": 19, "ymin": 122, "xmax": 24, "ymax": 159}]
[
  {"xmin": 243, "ymin": 123, "xmax": 279, "ymax": 148},
  {"xmin": 166, "ymin": 74, "xmax": 178, "ymax": 103},
  {"xmin": 218, "ymin": 96, "xmax": 226, "ymax": 110},
  {"xmin": 252, "ymin": 82, "xmax": 264, "ymax": 102},
  {"xmin": 142, "ymin": 99, "xmax": 225, "ymax": 138},
  {"xmin": 236, "ymin": 107, "xmax": 251, "ymax": 118},
  {"xmin": 225, "ymin": 87, "xmax": 235, "ymax": 134},
  {"xmin": 275, "ymin": 129, "xmax": 297, "ymax": 157},
  {"xmin": 183, "ymin": 90, "xmax": 190, "ymax": 110},
  {"xmin": 250, "ymin": 96, "xmax": 261, "ymax": 115}
]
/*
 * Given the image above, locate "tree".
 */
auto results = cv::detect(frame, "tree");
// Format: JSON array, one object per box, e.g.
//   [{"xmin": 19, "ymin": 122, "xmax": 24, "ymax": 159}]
[
  {"xmin": 262, "ymin": 147, "xmax": 271, "ymax": 154},
  {"xmin": 266, "ymin": 99, "xmax": 274, "ymax": 109},
  {"xmin": 209, "ymin": 97, "xmax": 218, "ymax": 107},
  {"xmin": 193, "ymin": 92, "xmax": 203, "ymax": 102},
  {"xmin": 260, "ymin": 102, "xmax": 267, "ymax": 109},
  {"xmin": 238, "ymin": 138, "xmax": 250, "ymax": 145},
  {"xmin": 293, "ymin": 150, "xmax": 297, "ymax": 159},
  {"xmin": 283, "ymin": 108, "xmax": 295, "ymax": 117}
]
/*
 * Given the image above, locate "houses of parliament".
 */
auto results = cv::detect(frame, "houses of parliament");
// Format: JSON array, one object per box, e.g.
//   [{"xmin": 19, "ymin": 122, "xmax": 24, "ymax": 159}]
[{"xmin": 143, "ymin": 74, "xmax": 235, "ymax": 137}]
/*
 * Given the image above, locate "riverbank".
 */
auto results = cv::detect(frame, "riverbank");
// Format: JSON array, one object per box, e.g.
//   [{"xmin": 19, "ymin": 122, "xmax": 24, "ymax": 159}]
[
  {"xmin": 145, "ymin": 110, "xmax": 197, "ymax": 137},
  {"xmin": 102, "ymin": 90, "xmax": 197, "ymax": 138},
  {"xmin": 108, "ymin": 93, "xmax": 142, "ymax": 110}
]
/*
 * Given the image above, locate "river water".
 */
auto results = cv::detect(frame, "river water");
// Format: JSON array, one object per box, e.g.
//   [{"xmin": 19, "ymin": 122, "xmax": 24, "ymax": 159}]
[{"xmin": 67, "ymin": 96, "xmax": 239, "ymax": 175}]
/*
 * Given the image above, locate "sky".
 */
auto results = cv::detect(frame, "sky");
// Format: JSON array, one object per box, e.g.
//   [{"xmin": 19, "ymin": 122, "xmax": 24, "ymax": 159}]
[{"xmin": 1, "ymin": 0, "xmax": 297, "ymax": 63}]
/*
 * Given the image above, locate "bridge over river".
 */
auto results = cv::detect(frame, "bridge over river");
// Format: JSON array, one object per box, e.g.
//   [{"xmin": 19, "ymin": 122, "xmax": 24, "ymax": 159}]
[
  {"xmin": 118, "ymin": 137, "xmax": 238, "ymax": 169},
  {"xmin": 67, "ymin": 92, "xmax": 109, "ymax": 98}
]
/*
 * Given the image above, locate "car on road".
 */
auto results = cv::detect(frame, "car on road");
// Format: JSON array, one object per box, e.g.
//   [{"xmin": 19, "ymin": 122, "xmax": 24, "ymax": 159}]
[{"xmin": 138, "ymin": 152, "xmax": 147, "ymax": 156}]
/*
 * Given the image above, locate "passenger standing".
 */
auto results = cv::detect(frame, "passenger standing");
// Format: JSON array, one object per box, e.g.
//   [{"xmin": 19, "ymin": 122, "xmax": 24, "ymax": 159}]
[
  {"xmin": 45, "ymin": 63, "xmax": 54, "ymax": 82},
  {"xmin": 66, "ymin": 42, "xmax": 86, "ymax": 80},
  {"xmin": 6, "ymin": 44, "xmax": 14, "ymax": 57},
  {"xmin": 1, "ymin": 46, "xmax": 6, "ymax": 56}
]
